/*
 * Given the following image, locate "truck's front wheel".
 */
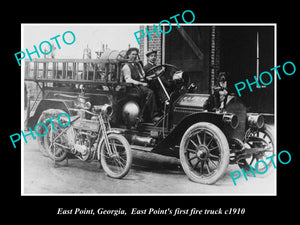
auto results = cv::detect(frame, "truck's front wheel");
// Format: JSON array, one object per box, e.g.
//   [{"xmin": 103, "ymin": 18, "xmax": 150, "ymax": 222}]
[{"xmin": 179, "ymin": 122, "xmax": 230, "ymax": 184}]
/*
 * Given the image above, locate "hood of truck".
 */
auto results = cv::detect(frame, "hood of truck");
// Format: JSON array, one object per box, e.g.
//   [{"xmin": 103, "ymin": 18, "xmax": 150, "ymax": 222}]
[{"xmin": 174, "ymin": 93, "xmax": 210, "ymax": 110}]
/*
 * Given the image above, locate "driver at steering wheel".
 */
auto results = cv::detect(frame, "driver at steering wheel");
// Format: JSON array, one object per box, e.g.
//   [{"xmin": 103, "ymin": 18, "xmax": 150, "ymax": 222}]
[
  {"xmin": 143, "ymin": 49, "xmax": 165, "ymax": 79},
  {"xmin": 143, "ymin": 49, "xmax": 170, "ymax": 107}
]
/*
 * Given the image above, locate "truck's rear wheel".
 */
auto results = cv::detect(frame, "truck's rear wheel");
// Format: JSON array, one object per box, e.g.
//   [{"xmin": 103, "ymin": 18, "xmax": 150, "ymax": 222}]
[
  {"xmin": 44, "ymin": 121, "xmax": 68, "ymax": 162},
  {"xmin": 36, "ymin": 109, "xmax": 66, "ymax": 157}
]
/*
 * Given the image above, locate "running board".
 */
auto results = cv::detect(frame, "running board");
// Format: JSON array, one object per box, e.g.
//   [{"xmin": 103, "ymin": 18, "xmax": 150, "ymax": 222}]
[{"xmin": 130, "ymin": 144, "xmax": 153, "ymax": 152}]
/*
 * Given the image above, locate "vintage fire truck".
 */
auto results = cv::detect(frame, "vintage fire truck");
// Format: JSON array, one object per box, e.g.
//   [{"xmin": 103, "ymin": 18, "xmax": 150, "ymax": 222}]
[{"xmin": 24, "ymin": 50, "xmax": 275, "ymax": 184}]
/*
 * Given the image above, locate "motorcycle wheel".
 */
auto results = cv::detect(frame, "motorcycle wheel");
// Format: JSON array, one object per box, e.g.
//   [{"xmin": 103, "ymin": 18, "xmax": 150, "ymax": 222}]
[{"xmin": 100, "ymin": 134, "xmax": 132, "ymax": 179}]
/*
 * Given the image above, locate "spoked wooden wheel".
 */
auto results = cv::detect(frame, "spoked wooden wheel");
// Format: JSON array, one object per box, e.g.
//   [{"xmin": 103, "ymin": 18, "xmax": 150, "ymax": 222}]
[
  {"xmin": 36, "ymin": 109, "xmax": 66, "ymax": 157},
  {"xmin": 36, "ymin": 112, "xmax": 50, "ymax": 157},
  {"xmin": 179, "ymin": 122, "xmax": 230, "ymax": 184},
  {"xmin": 100, "ymin": 134, "xmax": 132, "ymax": 179},
  {"xmin": 238, "ymin": 124, "xmax": 275, "ymax": 175},
  {"xmin": 44, "ymin": 122, "xmax": 68, "ymax": 162}
]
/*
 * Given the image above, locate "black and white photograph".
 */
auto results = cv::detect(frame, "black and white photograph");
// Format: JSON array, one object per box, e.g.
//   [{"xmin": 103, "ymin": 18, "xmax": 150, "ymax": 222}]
[
  {"xmin": 21, "ymin": 23, "xmax": 276, "ymax": 195},
  {"xmin": 4, "ymin": 4, "xmax": 300, "ymax": 222}
]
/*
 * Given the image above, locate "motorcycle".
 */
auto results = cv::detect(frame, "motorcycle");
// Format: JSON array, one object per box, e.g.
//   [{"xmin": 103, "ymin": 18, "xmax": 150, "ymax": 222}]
[{"xmin": 43, "ymin": 100, "xmax": 132, "ymax": 179}]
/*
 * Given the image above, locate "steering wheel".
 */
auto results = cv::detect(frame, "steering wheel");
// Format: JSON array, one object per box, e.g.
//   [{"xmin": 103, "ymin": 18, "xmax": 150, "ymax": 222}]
[{"xmin": 146, "ymin": 64, "xmax": 179, "ymax": 80}]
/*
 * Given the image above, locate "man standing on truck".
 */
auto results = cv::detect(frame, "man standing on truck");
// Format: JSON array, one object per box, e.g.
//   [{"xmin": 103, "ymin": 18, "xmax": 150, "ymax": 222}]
[{"xmin": 121, "ymin": 47, "xmax": 160, "ymax": 123}]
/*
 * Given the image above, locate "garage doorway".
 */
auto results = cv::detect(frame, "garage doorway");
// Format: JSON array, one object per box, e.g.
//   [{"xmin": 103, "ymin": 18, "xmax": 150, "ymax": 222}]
[{"xmin": 219, "ymin": 26, "xmax": 275, "ymax": 113}]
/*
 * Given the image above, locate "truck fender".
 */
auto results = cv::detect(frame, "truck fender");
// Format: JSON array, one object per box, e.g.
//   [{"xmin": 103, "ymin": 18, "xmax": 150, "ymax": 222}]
[
  {"xmin": 26, "ymin": 99, "xmax": 71, "ymax": 129},
  {"xmin": 152, "ymin": 112, "xmax": 224, "ymax": 157}
]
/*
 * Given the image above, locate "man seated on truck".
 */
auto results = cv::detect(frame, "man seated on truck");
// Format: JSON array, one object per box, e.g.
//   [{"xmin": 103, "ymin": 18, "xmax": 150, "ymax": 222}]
[
  {"xmin": 121, "ymin": 47, "xmax": 160, "ymax": 123},
  {"xmin": 143, "ymin": 49, "xmax": 168, "ymax": 110}
]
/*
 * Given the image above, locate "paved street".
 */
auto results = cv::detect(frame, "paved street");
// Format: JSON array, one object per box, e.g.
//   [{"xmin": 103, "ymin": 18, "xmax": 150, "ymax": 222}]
[{"xmin": 23, "ymin": 137, "xmax": 276, "ymax": 195}]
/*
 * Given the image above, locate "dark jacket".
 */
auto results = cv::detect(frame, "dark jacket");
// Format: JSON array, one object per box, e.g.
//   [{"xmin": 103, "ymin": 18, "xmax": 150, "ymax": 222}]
[{"xmin": 126, "ymin": 62, "xmax": 144, "ymax": 81}]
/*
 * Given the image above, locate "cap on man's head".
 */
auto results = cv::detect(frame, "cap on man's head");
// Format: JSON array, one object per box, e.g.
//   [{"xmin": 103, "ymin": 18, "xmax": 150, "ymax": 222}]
[{"xmin": 146, "ymin": 49, "xmax": 158, "ymax": 57}]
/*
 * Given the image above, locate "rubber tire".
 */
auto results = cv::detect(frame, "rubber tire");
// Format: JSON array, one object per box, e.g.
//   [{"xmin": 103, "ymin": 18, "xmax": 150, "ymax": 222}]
[
  {"xmin": 239, "ymin": 124, "xmax": 275, "ymax": 176},
  {"xmin": 36, "ymin": 112, "xmax": 50, "ymax": 157},
  {"xmin": 179, "ymin": 122, "xmax": 230, "ymax": 185},
  {"xmin": 43, "ymin": 121, "xmax": 67, "ymax": 162},
  {"xmin": 36, "ymin": 109, "xmax": 66, "ymax": 157},
  {"xmin": 100, "ymin": 134, "xmax": 132, "ymax": 179}
]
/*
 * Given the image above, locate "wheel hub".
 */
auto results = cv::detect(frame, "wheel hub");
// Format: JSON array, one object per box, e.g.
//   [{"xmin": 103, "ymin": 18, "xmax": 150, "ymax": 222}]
[{"xmin": 196, "ymin": 145, "xmax": 208, "ymax": 160}]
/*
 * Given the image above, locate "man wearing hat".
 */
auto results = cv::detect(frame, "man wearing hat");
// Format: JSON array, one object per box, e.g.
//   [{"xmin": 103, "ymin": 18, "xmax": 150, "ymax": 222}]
[
  {"xmin": 143, "ymin": 49, "xmax": 170, "ymax": 108},
  {"xmin": 121, "ymin": 47, "xmax": 159, "ymax": 123},
  {"xmin": 143, "ymin": 49, "xmax": 165, "ymax": 78}
]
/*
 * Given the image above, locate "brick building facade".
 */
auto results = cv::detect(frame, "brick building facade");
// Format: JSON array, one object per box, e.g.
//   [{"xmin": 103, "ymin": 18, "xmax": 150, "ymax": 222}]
[
  {"xmin": 139, "ymin": 25, "xmax": 220, "ymax": 94},
  {"xmin": 139, "ymin": 25, "xmax": 163, "ymax": 66},
  {"xmin": 139, "ymin": 25, "xmax": 274, "ymax": 113}
]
